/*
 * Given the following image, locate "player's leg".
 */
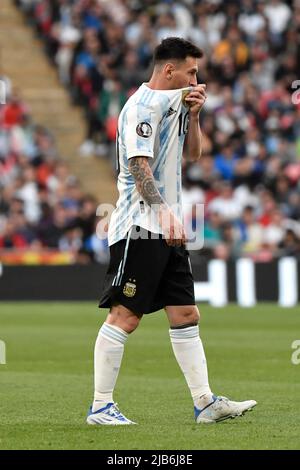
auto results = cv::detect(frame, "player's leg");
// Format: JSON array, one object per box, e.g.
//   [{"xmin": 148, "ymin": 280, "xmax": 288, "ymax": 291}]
[
  {"xmin": 93, "ymin": 304, "xmax": 142, "ymax": 408},
  {"xmin": 165, "ymin": 304, "xmax": 213, "ymax": 410},
  {"xmin": 163, "ymin": 246, "xmax": 257, "ymax": 423},
  {"xmin": 166, "ymin": 304, "xmax": 257, "ymax": 423},
  {"xmin": 91, "ymin": 228, "xmax": 168, "ymax": 415},
  {"xmin": 87, "ymin": 304, "xmax": 142, "ymax": 425}
]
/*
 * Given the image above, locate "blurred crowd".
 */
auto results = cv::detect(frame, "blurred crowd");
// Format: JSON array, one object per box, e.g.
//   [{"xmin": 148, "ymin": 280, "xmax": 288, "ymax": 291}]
[
  {"xmin": 0, "ymin": 79, "xmax": 109, "ymax": 263},
  {"xmin": 2, "ymin": 0, "xmax": 300, "ymax": 262}
]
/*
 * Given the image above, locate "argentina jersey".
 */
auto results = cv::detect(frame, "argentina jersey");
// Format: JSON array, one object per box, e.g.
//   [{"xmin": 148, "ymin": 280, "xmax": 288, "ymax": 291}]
[{"xmin": 108, "ymin": 83, "xmax": 192, "ymax": 246}]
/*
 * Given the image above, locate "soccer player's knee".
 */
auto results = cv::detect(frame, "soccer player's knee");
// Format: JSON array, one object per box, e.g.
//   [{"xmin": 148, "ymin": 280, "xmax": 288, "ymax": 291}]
[
  {"xmin": 124, "ymin": 314, "xmax": 140, "ymax": 333},
  {"xmin": 107, "ymin": 305, "xmax": 141, "ymax": 333},
  {"xmin": 186, "ymin": 306, "xmax": 200, "ymax": 325}
]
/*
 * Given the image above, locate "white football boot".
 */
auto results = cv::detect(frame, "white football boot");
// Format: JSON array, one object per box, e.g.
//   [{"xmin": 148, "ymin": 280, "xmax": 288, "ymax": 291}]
[
  {"xmin": 87, "ymin": 402, "xmax": 136, "ymax": 425},
  {"xmin": 195, "ymin": 395, "xmax": 257, "ymax": 424}
]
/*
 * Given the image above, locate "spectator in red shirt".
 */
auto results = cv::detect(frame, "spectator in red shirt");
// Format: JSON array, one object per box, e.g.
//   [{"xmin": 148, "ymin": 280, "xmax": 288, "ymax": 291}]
[
  {"xmin": 1, "ymin": 90, "xmax": 27, "ymax": 129},
  {"xmin": 0, "ymin": 219, "xmax": 28, "ymax": 248}
]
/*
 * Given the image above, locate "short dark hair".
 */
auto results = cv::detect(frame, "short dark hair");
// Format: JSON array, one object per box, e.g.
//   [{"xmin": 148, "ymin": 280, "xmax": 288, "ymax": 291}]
[{"xmin": 153, "ymin": 37, "xmax": 203, "ymax": 63}]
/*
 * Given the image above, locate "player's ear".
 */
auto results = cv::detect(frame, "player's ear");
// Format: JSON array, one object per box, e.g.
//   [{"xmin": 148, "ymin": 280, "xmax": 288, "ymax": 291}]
[{"xmin": 164, "ymin": 62, "xmax": 175, "ymax": 80}]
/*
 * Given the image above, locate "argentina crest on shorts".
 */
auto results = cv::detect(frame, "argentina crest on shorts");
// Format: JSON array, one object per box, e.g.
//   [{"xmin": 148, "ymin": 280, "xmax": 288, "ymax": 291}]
[{"xmin": 123, "ymin": 279, "xmax": 137, "ymax": 297}]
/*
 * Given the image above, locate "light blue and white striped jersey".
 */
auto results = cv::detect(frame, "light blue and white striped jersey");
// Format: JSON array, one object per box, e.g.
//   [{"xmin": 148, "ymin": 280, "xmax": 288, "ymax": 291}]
[{"xmin": 108, "ymin": 83, "xmax": 192, "ymax": 246}]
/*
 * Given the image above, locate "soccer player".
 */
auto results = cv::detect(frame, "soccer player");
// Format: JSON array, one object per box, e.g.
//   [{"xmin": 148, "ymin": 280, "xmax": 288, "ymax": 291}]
[{"xmin": 87, "ymin": 37, "xmax": 257, "ymax": 425}]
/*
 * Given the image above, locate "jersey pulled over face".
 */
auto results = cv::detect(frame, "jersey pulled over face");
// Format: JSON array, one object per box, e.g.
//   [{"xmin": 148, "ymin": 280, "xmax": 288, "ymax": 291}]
[{"xmin": 108, "ymin": 83, "xmax": 192, "ymax": 246}]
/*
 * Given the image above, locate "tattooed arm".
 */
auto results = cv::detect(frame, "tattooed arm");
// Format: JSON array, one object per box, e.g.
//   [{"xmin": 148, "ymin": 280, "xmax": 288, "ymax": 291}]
[
  {"xmin": 128, "ymin": 157, "xmax": 165, "ymax": 206},
  {"xmin": 128, "ymin": 156, "xmax": 186, "ymax": 246}
]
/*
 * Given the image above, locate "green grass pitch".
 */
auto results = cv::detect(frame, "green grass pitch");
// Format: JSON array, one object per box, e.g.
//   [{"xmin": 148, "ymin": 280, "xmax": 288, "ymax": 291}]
[{"xmin": 0, "ymin": 302, "xmax": 299, "ymax": 450}]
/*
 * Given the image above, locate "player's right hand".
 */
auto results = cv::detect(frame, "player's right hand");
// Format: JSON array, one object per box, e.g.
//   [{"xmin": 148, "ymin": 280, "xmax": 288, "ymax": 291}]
[{"xmin": 185, "ymin": 84, "xmax": 207, "ymax": 115}]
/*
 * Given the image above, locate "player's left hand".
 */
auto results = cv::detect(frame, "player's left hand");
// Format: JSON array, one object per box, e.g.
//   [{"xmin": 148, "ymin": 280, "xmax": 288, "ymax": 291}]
[{"xmin": 185, "ymin": 84, "xmax": 207, "ymax": 116}]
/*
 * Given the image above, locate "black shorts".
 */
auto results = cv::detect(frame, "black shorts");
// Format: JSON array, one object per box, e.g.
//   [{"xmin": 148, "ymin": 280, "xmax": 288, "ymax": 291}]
[{"xmin": 99, "ymin": 226, "xmax": 195, "ymax": 314}]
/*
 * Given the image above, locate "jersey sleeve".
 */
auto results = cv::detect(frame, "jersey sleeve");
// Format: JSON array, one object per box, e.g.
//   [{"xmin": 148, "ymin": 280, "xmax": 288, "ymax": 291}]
[{"xmin": 122, "ymin": 103, "xmax": 160, "ymax": 160}]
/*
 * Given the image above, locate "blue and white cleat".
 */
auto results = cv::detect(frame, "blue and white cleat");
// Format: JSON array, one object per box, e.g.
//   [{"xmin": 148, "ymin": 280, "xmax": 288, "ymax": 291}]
[
  {"xmin": 195, "ymin": 395, "xmax": 257, "ymax": 424},
  {"xmin": 86, "ymin": 402, "xmax": 136, "ymax": 425}
]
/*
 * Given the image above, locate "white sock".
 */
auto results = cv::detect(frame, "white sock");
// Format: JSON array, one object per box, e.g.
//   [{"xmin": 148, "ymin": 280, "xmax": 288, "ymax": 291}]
[
  {"xmin": 93, "ymin": 322, "xmax": 128, "ymax": 412},
  {"xmin": 169, "ymin": 325, "xmax": 213, "ymax": 409}
]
